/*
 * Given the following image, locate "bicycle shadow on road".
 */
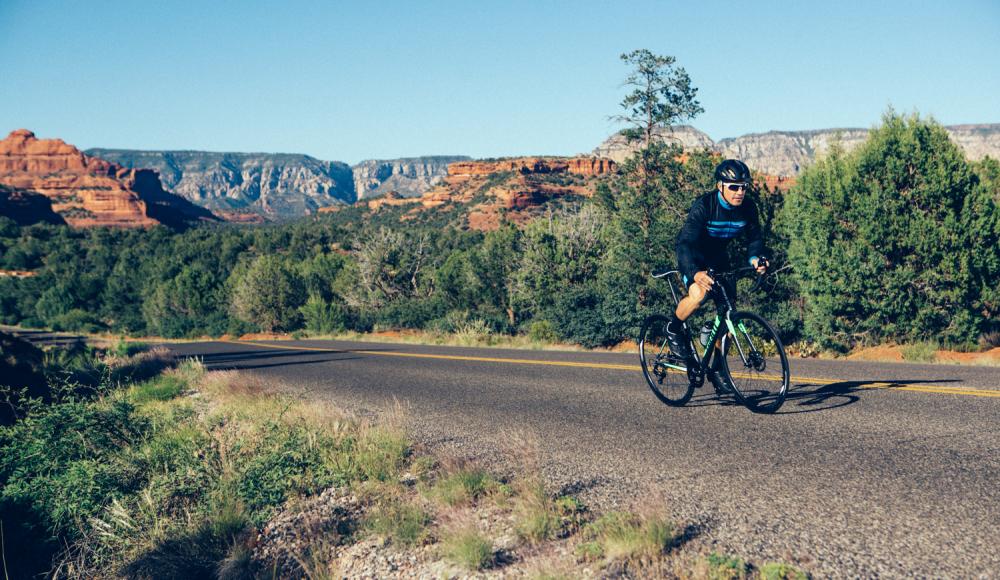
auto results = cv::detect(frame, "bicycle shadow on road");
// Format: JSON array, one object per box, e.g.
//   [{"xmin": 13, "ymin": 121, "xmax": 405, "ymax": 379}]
[{"xmin": 685, "ymin": 378, "xmax": 962, "ymax": 414}]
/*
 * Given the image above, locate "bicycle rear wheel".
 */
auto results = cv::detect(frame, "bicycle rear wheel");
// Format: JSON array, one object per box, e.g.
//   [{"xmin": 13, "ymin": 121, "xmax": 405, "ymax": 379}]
[
  {"xmin": 720, "ymin": 311, "xmax": 789, "ymax": 413},
  {"xmin": 639, "ymin": 315, "xmax": 695, "ymax": 406}
]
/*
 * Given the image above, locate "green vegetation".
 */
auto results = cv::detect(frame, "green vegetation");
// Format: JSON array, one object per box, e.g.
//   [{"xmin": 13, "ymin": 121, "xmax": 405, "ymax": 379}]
[
  {"xmin": 901, "ymin": 341, "xmax": 939, "ymax": 362},
  {"xmin": 577, "ymin": 511, "xmax": 676, "ymax": 562},
  {"xmin": 758, "ymin": 561, "xmax": 810, "ymax": 580},
  {"xmin": 783, "ymin": 111, "xmax": 1000, "ymax": 351},
  {"xmin": 441, "ymin": 523, "xmax": 494, "ymax": 571},
  {"xmin": 514, "ymin": 479, "xmax": 584, "ymax": 544},
  {"xmin": 427, "ymin": 467, "xmax": 498, "ymax": 507},
  {"xmin": 365, "ymin": 496, "xmax": 432, "ymax": 547},
  {"xmin": 0, "ymin": 336, "xmax": 413, "ymax": 577},
  {"xmin": 704, "ymin": 551, "xmax": 750, "ymax": 579}
]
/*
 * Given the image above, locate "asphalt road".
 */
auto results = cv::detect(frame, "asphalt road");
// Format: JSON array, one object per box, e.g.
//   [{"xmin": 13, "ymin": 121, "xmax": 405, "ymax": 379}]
[
  {"xmin": 13, "ymin": 326, "xmax": 994, "ymax": 577},
  {"xmin": 156, "ymin": 337, "xmax": 1000, "ymax": 577}
]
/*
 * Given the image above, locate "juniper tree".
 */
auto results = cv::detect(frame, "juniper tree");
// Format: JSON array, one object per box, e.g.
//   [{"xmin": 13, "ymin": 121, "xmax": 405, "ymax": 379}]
[{"xmin": 783, "ymin": 111, "xmax": 1000, "ymax": 349}]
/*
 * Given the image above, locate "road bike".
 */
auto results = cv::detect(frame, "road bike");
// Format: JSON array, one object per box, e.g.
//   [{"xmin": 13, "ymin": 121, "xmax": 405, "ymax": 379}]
[{"xmin": 638, "ymin": 264, "xmax": 790, "ymax": 413}]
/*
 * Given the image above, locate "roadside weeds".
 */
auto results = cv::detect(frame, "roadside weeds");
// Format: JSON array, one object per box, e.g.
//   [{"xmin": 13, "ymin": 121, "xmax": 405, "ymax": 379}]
[{"xmin": 1, "ymin": 350, "xmax": 813, "ymax": 578}]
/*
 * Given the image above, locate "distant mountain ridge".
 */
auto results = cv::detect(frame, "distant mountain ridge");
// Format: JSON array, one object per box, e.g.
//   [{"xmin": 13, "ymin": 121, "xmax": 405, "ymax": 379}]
[
  {"xmin": 89, "ymin": 149, "xmax": 469, "ymax": 218},
  {"xmin": 352, "ymin": 156, "xmax": 470, "ymax": 200},
  {"xmin": 84, "ymin": 122, "xmax": 1000, "ymax": 221},
  {"xmin": 593, "ymin": 123, "xmax": 1000, "ymax": 176},
  {"xmin": 87, "ymin": 149, "xmax": 355, "ymax": 217}
]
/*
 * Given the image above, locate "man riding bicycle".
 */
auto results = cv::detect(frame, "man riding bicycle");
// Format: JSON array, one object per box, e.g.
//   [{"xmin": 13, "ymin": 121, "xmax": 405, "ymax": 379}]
[{"xmin": 665, "ymin": 159, "xmax": 768, "ymax": 362}]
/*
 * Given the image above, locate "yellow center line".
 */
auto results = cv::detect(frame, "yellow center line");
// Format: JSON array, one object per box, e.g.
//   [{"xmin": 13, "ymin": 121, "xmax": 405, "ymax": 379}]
[{"xmin": 220, "ymin": 340, "xmax": 1000, "ymax": 399}]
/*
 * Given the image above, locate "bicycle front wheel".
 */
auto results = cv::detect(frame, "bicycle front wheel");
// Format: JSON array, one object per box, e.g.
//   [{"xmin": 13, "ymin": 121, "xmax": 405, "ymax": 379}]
[
  {"xmin": 720, "ymin": 311, "xmax": 789, "ymax": 413},
  {"xmin": 639, "ymin": 315, "xmax": 695, "ymax": 406}
]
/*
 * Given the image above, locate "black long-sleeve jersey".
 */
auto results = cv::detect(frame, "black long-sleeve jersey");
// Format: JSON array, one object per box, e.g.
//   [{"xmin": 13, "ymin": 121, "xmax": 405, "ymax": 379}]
[{"xmin": 676, "ymin": 190, "xmax": 766, "ymax": 283}]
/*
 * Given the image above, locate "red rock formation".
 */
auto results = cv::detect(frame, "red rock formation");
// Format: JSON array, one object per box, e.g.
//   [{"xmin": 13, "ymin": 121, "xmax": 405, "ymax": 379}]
[
  {"xmin": 759, "ymin": 174, "xmax": 797, "ymax": 192},
  {"xmin": 215, "ymin": 211, "xmax": 267, "ymax": 224},
  {"xmin": 0, "ymin": 129, "xmax": 216, "ymax": 228},
  {"xmin": 448, "ymin": 156, "xmax": 616, "ymax": 177}
]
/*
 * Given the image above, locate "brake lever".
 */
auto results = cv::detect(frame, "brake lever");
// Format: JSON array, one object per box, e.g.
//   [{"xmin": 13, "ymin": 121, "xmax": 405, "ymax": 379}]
[{"xmin": 749, "ymin": 258, "xmax": 770, "ymax": 293}]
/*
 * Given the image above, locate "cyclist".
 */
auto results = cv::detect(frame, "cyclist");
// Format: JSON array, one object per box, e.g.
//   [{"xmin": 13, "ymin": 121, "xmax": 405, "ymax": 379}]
[{"xmin": 665, "ymin": 159, "xmax": 768, "ymax": 362}]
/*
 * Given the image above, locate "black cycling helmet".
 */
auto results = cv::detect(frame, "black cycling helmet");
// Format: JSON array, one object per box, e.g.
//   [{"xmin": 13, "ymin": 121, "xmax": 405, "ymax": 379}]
[{"xmin": 714, "ymin": 159, "xmax": 751, "ymax": 183}]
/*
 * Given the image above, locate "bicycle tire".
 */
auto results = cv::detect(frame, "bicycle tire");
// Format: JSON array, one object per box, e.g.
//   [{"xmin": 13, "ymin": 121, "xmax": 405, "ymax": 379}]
[
  {"xmin": 719, "ymin": 311, "xmax": 789, "ymax": 413},
  {"xmin": 639, "ymin": 314, "xmax": 695, "ymax": 406}
]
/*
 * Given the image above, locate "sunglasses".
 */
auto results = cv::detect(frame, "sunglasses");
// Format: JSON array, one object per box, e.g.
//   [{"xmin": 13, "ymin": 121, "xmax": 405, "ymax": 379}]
[{"xmin": 724, "ymin": 183, "xmax": 749, "ymax": 191}]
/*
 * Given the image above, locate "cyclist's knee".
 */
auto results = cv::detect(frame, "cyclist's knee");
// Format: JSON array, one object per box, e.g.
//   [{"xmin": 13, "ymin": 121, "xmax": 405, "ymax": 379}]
[{"xmin": 687, "ymin": 284, "xmax": 708, "ymax": 303}]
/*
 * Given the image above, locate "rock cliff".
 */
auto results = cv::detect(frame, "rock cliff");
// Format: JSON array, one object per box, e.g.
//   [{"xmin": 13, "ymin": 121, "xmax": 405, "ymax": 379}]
[
  {"xmin": 353, "ymin": 156, "xmax": 468, "ymax": 200},
  {"xmin": 0, "ymin": 130, "xmax": 215, "ymax": 228},
  {"xmin": 448, "ymin": 157, "xmax": 615, "ymax": 177},
  {"xmin": 594, "ymin": 124, "xmax": 1000, "ymax": 176},
  {"xmin": 89, "ymin": 149, "xmax": 356, "ymax": 218},
  {"xmin": 591, "ymin": 126, "xmax": 715, "ymax": 163},
  {"xmin": 363, "ymin": 156, "xmax": 612, "ymax": 231}
]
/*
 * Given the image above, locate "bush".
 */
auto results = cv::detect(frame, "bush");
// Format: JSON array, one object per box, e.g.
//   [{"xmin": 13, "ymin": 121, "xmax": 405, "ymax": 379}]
[
  {"xmin": 901, "ymin": 341, "xmax": 938, "ymax": 362},
  {"xmin": 527, "ymin": 319, "xmax": 558, "ymax": 343},
  {"xmin": 580, "ymin": 511, "xmax": 675, "ymax": 562},
  {"xmin": 373, "ymin": 296, "xmax": 447, "ymax": 330},
  {"xmin": 704, "ymin": 551, "xmax": 749, "ymax": 579},
  {"xmin": 366, "ymin": 498, "xmax": 431, "ymax": 546},
  {"xmin": 0, "ymin": 399, "xmax": 150, "ymax": 538},
  {"xmin": 299, "ymin": 294, "xmax": 351, "ymax": 334},
  {"xmin": 514, "ymin": 480, "xmax": 583, "ymax": 544},
  {"xmin": 429, "ymin": 468, "xmax": 496, "ymax": 507},
  {"xmin": 759, "ymin": 562, "xmax": 809, "ymax": 580},
  {"xmin": 229, "ymin": 255, "xmax": 307, "ymax": 333},
  {"xmin": 442, "ymin": 524, "xmax": 493, "ymax": 571},
  {"xmin": 550, "ymin": 285, "xmax": 618, "ymax": 348},
  {"xmin": 129, "ymin": 375, "xmax": 186, "ymax": 403},
  {"xmin": 783, "ymin": 112, "xmax": 1000, "ymax": 349}
]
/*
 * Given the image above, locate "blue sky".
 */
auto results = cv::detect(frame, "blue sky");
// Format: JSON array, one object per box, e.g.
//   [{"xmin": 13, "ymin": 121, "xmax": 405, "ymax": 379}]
[{"xmin": 1, "ymin": 0, "xmax": 997, "ymax": 164}]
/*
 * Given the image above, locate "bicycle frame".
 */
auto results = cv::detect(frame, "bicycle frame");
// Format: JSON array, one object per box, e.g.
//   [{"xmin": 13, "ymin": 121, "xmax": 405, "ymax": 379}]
[{"xmin": 652, "ymin": 269, "xmax": 752, "ymax": 373}]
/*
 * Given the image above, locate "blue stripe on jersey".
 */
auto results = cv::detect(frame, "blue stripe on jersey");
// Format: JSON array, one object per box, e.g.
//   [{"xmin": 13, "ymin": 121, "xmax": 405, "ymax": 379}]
[{"xmin": 707, "ymin": 218, "xmax": 745, "ymax": 238}]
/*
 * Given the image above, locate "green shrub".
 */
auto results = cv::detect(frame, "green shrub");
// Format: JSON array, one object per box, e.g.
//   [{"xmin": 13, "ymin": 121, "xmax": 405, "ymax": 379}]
[
  {"xmin": 901, "ymin": 342, "xmax": 938, "ymax": 362},
  {"xmin": 514, "ymin": 481, "xmax": 583, "ymax": 544},
  {"xmin": 758, "ymin": 562, "xmax": 809, "ymax": 580},
  {"xmin": 430, "ymin": 468, "xmax": 496, "ymax": 507},
  {"xmin": 581, "ymin": 511, "xmax": 675, "ymax": 562},
  {"xmin": 442, "ymin": 525, "xmax": 493, "ymax": 571},
  {"xmin": 129, "ymin": 375, "xmax": 186, "ymax": 403},
  {"xmin": 110, "ymin": 339, "xmax": 149, "ymax": 358},
  {"xmin": 234, "ymin": 422, "xmax": 339, "ymax": 522},
  {"xmin": 366, "ymin": 498, "xmax": 431, "ymax": 546},
  {"xmin": 0, "ymin": 399, "xmax": 150, "ymax": 538},
  {"xmin": 527, "ymin": 319, "xmax": 558, "ymax": 343},
  {"xmin": 575, "ymin": 540, "xmax": 605, "ymax": 561},
  {"xmin": 348, "ymin": 428, "xmax": 410, "ymax": 483},
  {"xmin": 705, "ymin": 551, "xmax": 749, "ymax": 579},
  {"xmin": 299, "ymin": 294, "xmax": 350, "ymax": 334},
  {"xmin": 783, "ymin": 112, "xmax": 1000, "ymax": 349}
]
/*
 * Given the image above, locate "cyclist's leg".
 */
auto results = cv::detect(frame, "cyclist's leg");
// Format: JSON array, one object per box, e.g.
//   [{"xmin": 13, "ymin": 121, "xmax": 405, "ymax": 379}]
[
  {"xmin": 665, "ymin": 274, "xmax": 708, "ymax": 359},
  {"xmin": 675, "ymin": 275, "xmax": 710, "ymax": 321}
]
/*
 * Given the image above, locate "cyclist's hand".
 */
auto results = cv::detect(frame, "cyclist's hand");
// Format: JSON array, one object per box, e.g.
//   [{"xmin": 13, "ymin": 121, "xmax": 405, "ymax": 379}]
[
  {"xmin": 693, "ymin": 271, "xmax": 715, "ymax": 291},
  {"xmin": 752, "ymin": 257, "xmax": 768, "ymax": 275}
]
